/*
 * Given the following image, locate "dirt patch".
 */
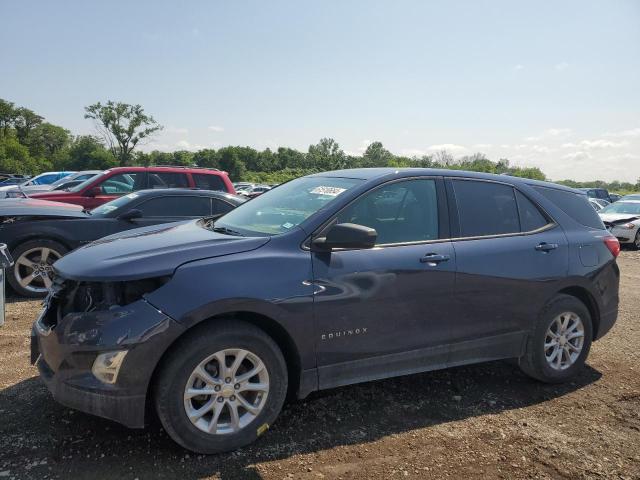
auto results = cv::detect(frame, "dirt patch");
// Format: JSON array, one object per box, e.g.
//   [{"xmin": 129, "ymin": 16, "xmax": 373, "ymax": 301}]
[{"xmin": 1, "ymin": 252, "xmax": 639, "ymax": 479}]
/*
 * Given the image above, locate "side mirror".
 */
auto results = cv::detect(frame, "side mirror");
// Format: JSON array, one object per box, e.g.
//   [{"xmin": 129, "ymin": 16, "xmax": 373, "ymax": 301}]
[
  {"xmin": 118, "ymin": 209, "xmax": 143, "ymax": 221},
  {"xmin": 312, "ymin": 223, "xmax": 377, "ymax": 251},
  {"xmin": 86, "ymin": 186, "xmax": 102, "ymax": 197}
]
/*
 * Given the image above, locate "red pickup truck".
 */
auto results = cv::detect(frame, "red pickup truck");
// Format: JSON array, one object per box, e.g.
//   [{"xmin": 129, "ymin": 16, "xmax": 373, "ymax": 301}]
[{"xmin": 29, "ymin": 166, "xmax": 236, "ymax": 209}]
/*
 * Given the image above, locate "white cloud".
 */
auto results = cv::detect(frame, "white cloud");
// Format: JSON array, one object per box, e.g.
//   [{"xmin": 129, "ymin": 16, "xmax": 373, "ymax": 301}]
[
  {"xmin": 472, "ymin": 143, "xmax": 493, "ymax": 149},
  {"xmin": 401, "ymin": 148, "xmax": 428, "ymax": 157},
  {"xmin": 175, "ymin": 140, "xmax": 205, "ymax": 151},
  {"xmin": 531, "ymin": 145, "xmax": 552, "ymax": 154},
  {"xmin": 562, "ymin": 139, "xmax": 629, "ymax": 150},
  {"xmin": 545, "ymin": 128, "xmax": 572, "ymax": 136},
  {"xmin": 603, "ymin": 127, "xmax": 640, "ymax": 138},
  {"xmin": 524, "ymin": 136, "xmax": 541, "ymax": 142},
  {"xmin": 427, "ymin": 143, "xmax": 467, "ymax": 153},
  {"xmin": 562, "ymin": 151, "xmax": 590, "ymax": 161},
  {"xmin": 514, "ymin": 64, "xmax": 524, "ymax": 71},
  {"xmin": 208, "ymin": 125, "xmax": 224, "ymax": 132},
  {"xmin": 555, "ymin": 62, "xmax": 569, "ymax": 71}
]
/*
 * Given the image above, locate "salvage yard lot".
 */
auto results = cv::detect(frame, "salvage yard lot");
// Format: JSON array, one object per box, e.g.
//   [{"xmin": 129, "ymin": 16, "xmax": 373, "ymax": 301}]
[{"xmin": 1, "ymin": 252, "xmax": 639, "ymax": 480}]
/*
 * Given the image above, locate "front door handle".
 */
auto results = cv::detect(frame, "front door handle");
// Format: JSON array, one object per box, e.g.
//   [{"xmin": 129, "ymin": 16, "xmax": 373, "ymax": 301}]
[
  {"xmin": 535, "ymin": 242, "xmax": 559, "ymax": 252},
  {"xmin": 420, "ymin": 253, "xmax": 451, "ymax": 265}
]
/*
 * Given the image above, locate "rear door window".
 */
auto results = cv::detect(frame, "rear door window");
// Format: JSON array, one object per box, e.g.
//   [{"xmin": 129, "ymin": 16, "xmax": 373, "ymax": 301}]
[
  {"xmin": 212, "ymin": 199, "xmax": 235, "ymax": 215},
  {"xmin": 452, "ymin": 180, "xmax": 520, "ymax": 237},
  {"xmin": 534, "ymin": 187, "xmax": 605, "ymax": 230},
  {"xmin": 148, "ymin": 172, "xmax": 189, "ymax": 189},
  {"xmin": 100, "ymin": 173, "xmax": 137, "ymax": 195},
  {"xmin": 193, "ymin": 173, "xmax": 226, "ymax": 191},
  {"xmin": 137, "ymin": 196, "xmax": 212, "ymax": 217}
]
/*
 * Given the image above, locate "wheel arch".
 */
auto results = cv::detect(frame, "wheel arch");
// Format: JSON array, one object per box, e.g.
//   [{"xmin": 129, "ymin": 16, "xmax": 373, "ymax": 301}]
[
  {"xmin": 556, "ymin": 286, "xmax": 601, "ymax": 338},
  {"xmin": 145, "ymin": 310, "xmax": 304, "ymax": 422}
]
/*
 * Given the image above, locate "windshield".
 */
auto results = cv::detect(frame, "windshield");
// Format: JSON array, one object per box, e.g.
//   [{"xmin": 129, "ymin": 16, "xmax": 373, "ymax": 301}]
[
  {"xmin": 213, "ymin": 176, "xmax": 363, "ymax": 235},
  {"xmin": 69, "ymin": 171, "xmax": 108, "ymax": 192},
  {"xmin": 91, "ymin": 192, "xmax": 139, "ymax": 217},
  {"xmin": 600, "ymin": 202, "xmax": 640, "ymax": 215}
]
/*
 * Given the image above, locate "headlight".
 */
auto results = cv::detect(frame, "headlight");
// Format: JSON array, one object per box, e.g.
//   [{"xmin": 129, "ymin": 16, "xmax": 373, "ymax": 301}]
[
  {"xmin": 92, "ymin": 351, "xmax": 128, "ymax": 384},
  {"xmin": 57, "ymin": 276, "xmax": 171, "ymax": 316},
  {"xmin": 621, "ymin": 223, "xmax": 636, "ymax": 230}
]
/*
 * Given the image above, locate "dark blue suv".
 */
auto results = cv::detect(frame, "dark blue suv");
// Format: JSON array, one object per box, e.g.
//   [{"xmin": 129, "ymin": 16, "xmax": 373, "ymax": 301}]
[{"xmin": 31, "ymin": 168, "xmax": 620, "ymax": 453}]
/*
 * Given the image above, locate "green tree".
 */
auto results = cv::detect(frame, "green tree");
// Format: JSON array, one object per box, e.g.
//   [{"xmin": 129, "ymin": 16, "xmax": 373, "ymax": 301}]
[
  {"xmin": 362, "ymin": 141, "xmax": 393, "ymax": 167},
  {"xmin": 60, "ymin": 135, "xmax": 117, "ymax": 170},
  {"xmin": 307, "ymin": 138, "xmax": 346, "ymax": 170},
  {"xmin": 0, "ymin": 99, "xmax": 18, "ymax": 137},
  {"xmin": 27, "ymin": 122, "xmax": 71, "ymax": 158},
  {"xmin": 14, "ymin": 107, "xmax": 44, "ymax": 144},
  {"xmin": 218, "ymin": 147, "xmax": 246, "ymax": 180},
  {"xmin": 84, "ymin": 101, "xmax": 163, "ymax": 166}
]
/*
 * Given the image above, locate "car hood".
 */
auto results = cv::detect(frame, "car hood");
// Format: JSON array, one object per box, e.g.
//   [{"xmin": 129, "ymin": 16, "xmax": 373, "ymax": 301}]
[
  {"xmin": 53, "ymin": 220, "xmax": 270, "ymax": 282},
  {"xmin": 599, "ymin": 213, "xmax": 640, "ymax": 224},
  {"xmin": 0, "ymin": 198, "xmax": 87, "ymax": 217}
]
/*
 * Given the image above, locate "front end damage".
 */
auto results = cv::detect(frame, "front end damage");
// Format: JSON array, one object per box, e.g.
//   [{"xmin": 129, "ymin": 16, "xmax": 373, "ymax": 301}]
[{"xmin": 32, "ymin": 274, "xmax": 186, "ymax": 428}]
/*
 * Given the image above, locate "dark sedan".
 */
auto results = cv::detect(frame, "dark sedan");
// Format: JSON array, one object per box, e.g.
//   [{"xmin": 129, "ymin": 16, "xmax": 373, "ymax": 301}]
[{"xmin": 0, "ymin": 189, "xmax": 245, "ymax": 297}]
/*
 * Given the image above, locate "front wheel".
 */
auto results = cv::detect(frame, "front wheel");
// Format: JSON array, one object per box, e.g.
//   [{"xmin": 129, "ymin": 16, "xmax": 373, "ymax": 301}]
[
  {"xmin": 519, "ymin": 294, "xmax": 593, "ymax": 383},
  {"xmin": 154, "ymin": 320, "xmax": 288, "ymax": 454},
  {"xmin": 8, "ymin": 240, "xmax": 67, "ymax": 297},
  {"xmin": 634, "ymin": 230, "xmax": 640, "ymax": 250}
]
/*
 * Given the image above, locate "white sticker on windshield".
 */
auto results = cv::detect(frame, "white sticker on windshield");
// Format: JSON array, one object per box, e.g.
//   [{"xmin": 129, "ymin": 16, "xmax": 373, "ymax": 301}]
[
  {"xmin": 310, "ymin": 186, "xmax": 346, "ymax": 197},
  {"xmin": 282, "ymin": 222, "xmax": 294, "ymax": 229}
]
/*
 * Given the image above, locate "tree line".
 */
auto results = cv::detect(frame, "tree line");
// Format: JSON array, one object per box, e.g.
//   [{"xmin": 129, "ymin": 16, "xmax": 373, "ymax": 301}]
[{"xmin": 1, "ymin": 97, "xmax": 637, "ymax": 192}]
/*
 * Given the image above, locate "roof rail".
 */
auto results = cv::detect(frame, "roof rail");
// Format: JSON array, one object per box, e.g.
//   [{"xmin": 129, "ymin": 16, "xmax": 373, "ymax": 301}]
[{"xmin": 150, "ymin": 165, "xmax": 221, "ymax": 171}]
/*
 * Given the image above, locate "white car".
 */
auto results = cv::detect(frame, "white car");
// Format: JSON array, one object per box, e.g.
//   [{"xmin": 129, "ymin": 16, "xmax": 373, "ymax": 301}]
[
  {"xmin": 599, "ymin": 200, "xmax": 640, "ymax": 249},
  {"xmin": 4, "ymin": 170, "xmax": 101, "ymax": 198}
]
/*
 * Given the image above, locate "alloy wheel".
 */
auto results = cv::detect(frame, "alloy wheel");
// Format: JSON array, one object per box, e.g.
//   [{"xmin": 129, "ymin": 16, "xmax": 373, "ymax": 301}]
[
  {"xmin": 183, "ymin": 348, "xmax": 269, "ymax": 435},
  {"xmin": 544, "ymin": 312, "xmax": 585, "ymax": 371},
  {"xmin": 14, "ymin": 247, "xmax": 61, "ymax": 294}
]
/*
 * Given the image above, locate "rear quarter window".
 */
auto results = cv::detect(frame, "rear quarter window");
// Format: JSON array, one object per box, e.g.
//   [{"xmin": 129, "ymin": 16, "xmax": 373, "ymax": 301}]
[{"xmin": 534, "ymin": 187, "xmax": 605, "ymax": 230}]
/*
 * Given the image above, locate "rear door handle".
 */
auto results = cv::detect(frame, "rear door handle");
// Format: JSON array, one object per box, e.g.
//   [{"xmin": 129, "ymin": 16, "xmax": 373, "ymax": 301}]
[
  {"xmin": 420, "ymin": 253, "xmax": 451, "ymax": 265},
  {"xmin": 535, "ymin": 242, "xmax": 559, "ymax": 252}
]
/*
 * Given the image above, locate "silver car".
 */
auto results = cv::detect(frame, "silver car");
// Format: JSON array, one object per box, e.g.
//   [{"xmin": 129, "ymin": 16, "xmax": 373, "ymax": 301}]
[{"xmin": 599, "ymin": 200, "xmax": 640, "ymax": 249}]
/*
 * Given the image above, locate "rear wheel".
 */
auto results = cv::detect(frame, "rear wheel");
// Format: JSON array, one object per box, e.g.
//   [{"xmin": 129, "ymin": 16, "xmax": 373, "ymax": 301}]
[
  {"xmin": 154, "ymin": 320, "xmax": 288, "ymax": 454},
  {"xmin": 519, "ymin": 294, "xmax": 593, "ymax": 383},
  {"xmin": 8, "ymin": 240, "xmax": 67, "ymax": 297}
]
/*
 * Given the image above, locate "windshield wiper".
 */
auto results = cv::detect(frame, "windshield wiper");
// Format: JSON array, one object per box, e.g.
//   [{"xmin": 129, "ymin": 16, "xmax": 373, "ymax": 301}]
[{"xmin": 212, "ymin": 225, "xmax": 244, "ymax": 236}]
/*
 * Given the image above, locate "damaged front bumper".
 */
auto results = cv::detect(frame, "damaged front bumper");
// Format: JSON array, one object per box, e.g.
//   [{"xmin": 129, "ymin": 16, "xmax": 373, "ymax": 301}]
[{"xmin": 31, "ymin": 278, "xmax": 186, "ymax": 428}]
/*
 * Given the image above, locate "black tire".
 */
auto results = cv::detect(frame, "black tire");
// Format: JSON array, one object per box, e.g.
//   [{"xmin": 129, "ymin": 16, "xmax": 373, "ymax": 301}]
[
  {"xmin": 634, "ymin": 230, "xmax": 640, "ymax": 250},
  {"xmin": 8, "ymin": 239, "xmax": 68, "ymax": 298},
  {"xmin": 519, "ymin": 294, "xmax": 593, "ymax": 383},
  {"xmin": 154, "ymin": 320, "xmax": 288, "ymax": 454}
]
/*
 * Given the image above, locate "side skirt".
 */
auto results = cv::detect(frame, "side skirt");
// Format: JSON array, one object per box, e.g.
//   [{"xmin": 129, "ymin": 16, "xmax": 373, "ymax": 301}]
[{"xmin": 314, "ymin": 331, "xmax": 527, "ymax": 392}]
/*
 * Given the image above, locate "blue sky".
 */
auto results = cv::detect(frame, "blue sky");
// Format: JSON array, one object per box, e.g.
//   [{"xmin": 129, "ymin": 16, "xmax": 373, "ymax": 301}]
[{"xmin": 1, "ymin": 0, "xmax": 639, "ymax": 181}]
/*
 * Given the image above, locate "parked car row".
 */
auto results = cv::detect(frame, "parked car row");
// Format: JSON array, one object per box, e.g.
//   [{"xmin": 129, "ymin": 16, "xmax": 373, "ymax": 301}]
[
  {"xmin": 233, "ymin": 183, "xmax": 274, "ymax": 199},
  {"xmin": 0, "ymin": 165, "xmax": 240, "ymax": 297},
  {"xmin": 26, "ymin": 168, "xmax": 620, "ymax": 454}
]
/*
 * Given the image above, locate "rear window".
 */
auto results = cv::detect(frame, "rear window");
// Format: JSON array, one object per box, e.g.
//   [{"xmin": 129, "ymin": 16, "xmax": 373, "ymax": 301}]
[
  {"xmin": 534, "ymin": 187, "xmax": 605, "ymax": 230},
  {"xmin": 193, "ymin": 173, "xmax": 226, "ymax": 191},
  {"xmin": 452, "ymin": 180, "xmax": 520, "ymax": 237}
]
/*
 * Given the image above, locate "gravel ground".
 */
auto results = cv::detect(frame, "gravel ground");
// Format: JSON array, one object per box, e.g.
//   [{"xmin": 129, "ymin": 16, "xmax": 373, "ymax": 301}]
[{"xmin": 1, "ymin": 251, "xmax": 639, "ymax": 480}]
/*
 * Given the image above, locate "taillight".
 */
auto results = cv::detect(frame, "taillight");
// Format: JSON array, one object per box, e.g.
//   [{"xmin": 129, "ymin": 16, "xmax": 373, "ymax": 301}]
[{"xmin": 603, "ymin": 235, "xmax": 620, "ymax": 258}]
